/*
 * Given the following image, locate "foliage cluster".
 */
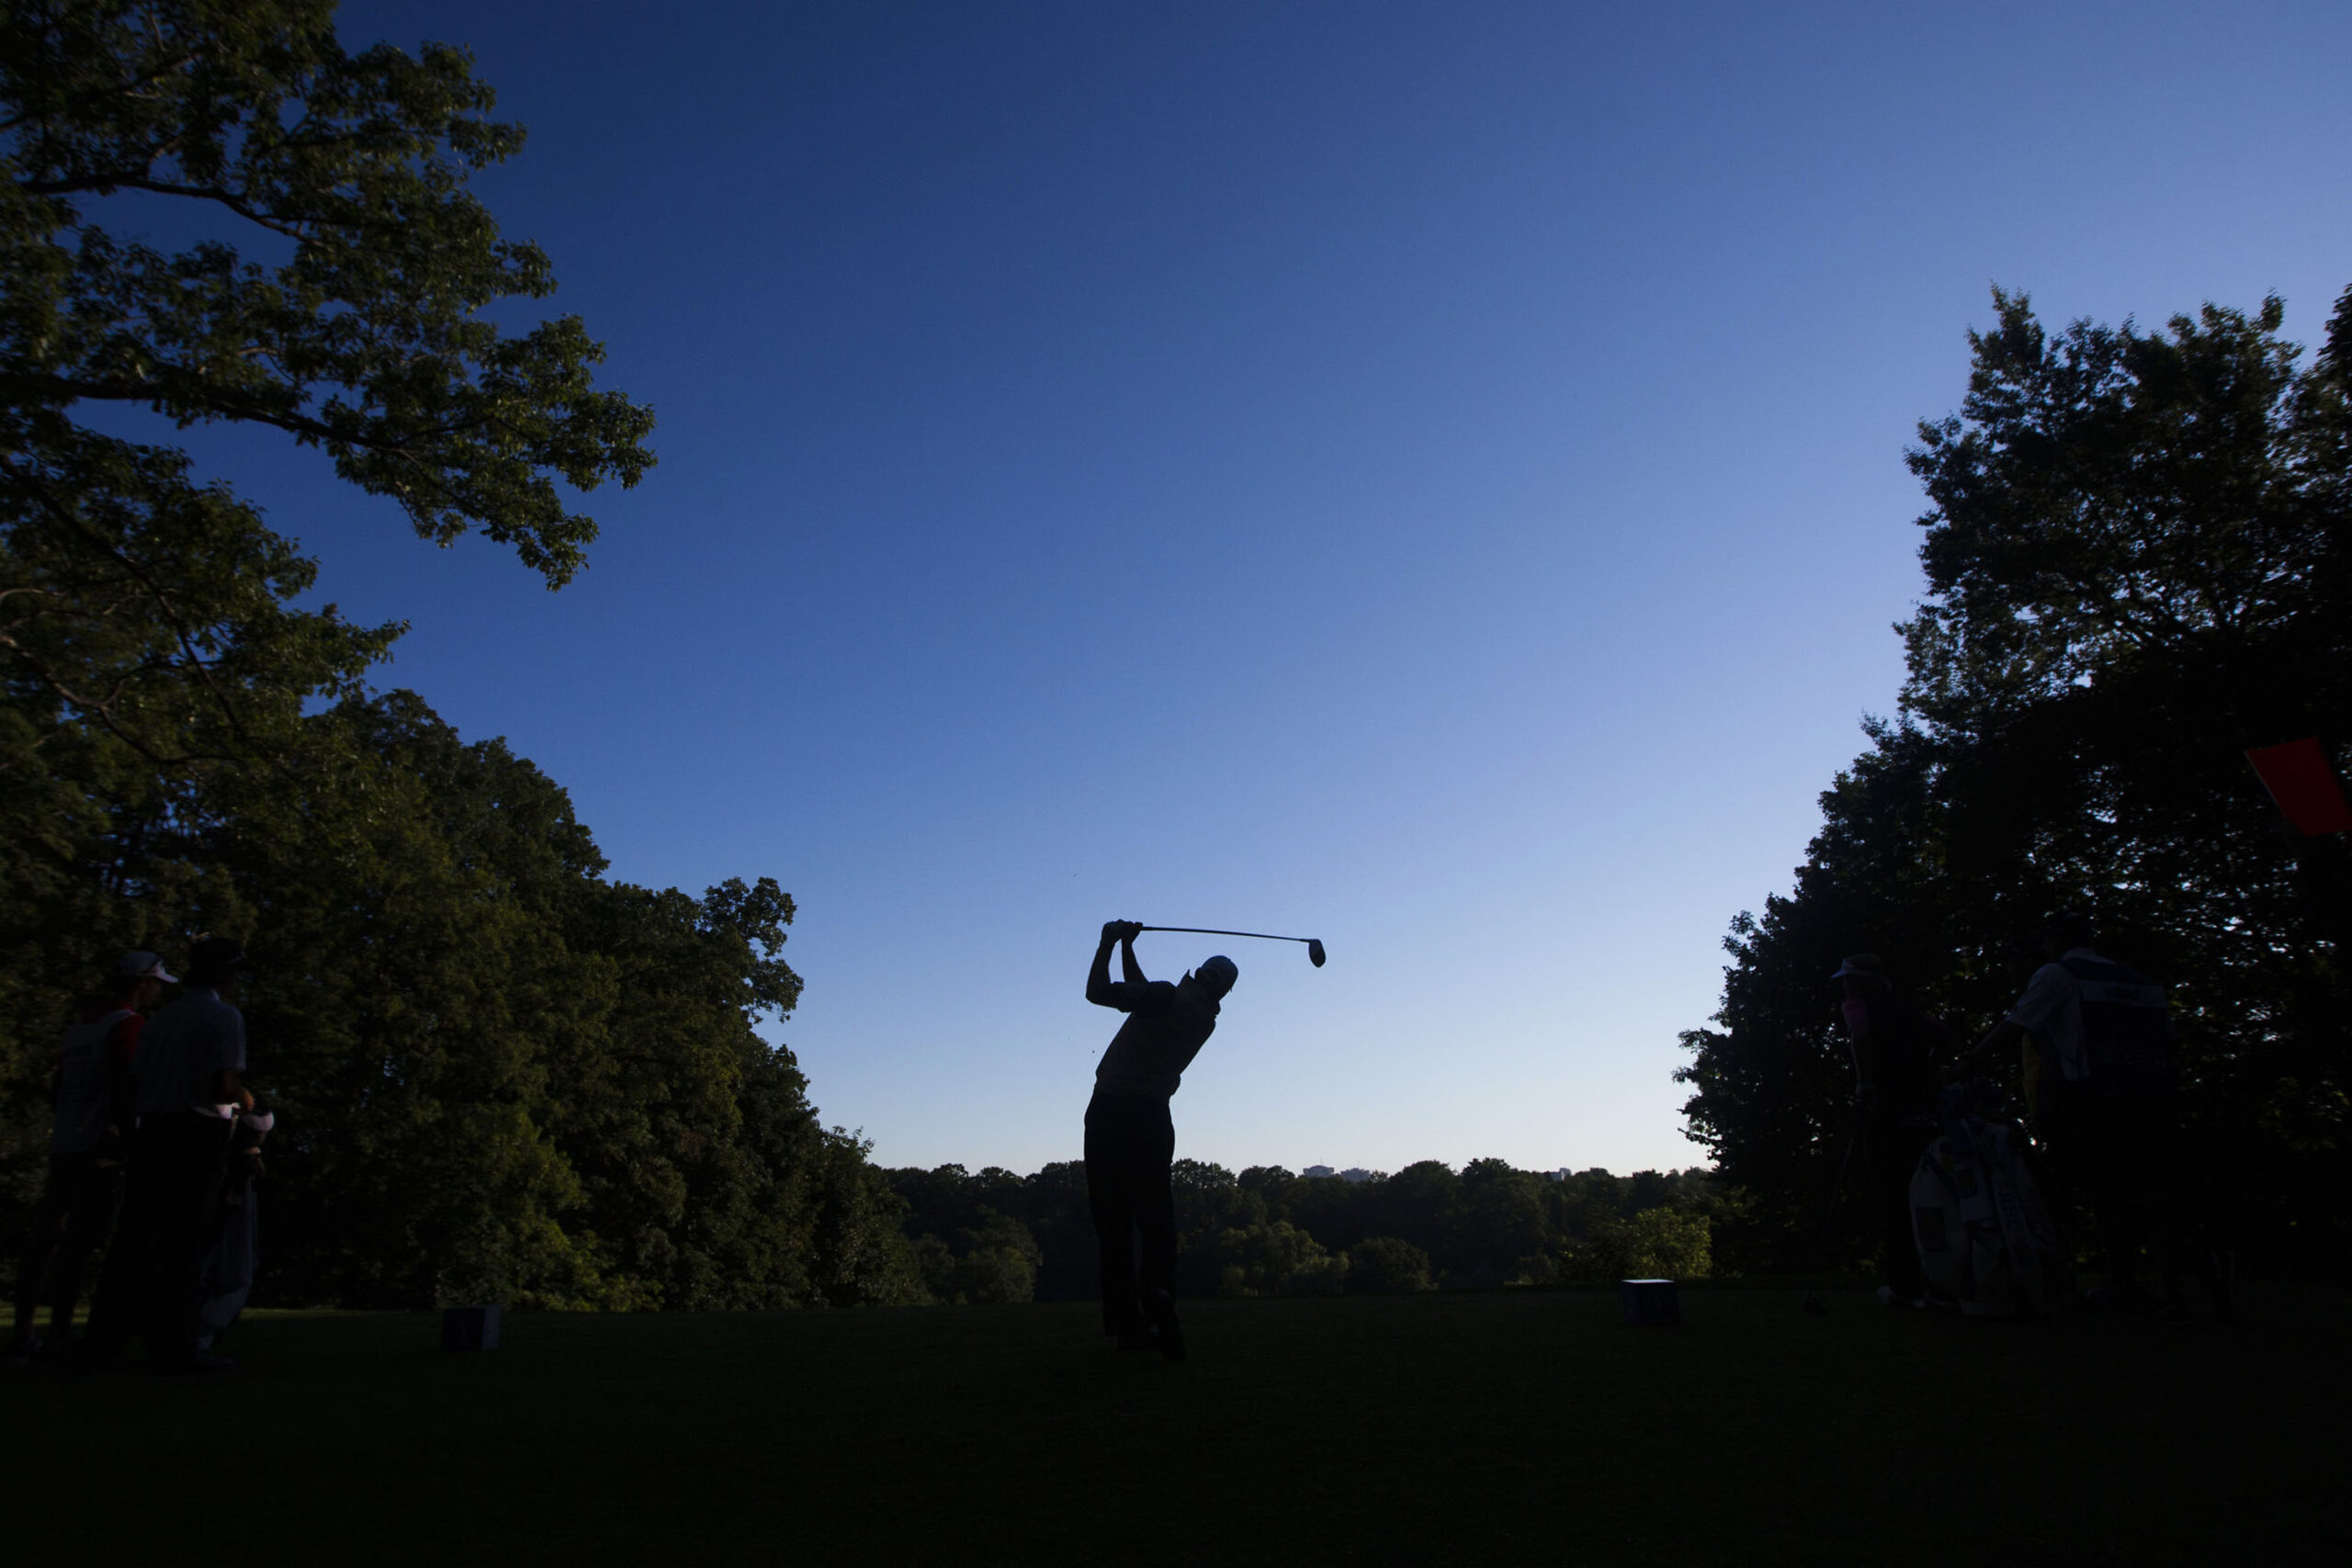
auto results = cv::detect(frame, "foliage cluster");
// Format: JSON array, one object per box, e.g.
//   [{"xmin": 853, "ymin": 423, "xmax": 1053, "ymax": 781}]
[
  {"xmin": 885, "ymin": 1157, "xmax": 1721, "ymax": 1303},
  {"xmin": 1, "ymin": 1, "xmax": 923, "ymax": 1308},
  {"xmin": 1679, "ymin": 286, "xmax": 2352, "ymax": 1275}
]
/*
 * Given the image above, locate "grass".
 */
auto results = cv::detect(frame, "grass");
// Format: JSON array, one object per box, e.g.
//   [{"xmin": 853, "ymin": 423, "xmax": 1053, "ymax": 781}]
[{"xmin": 5, "ymin": 1283, "xmax": 2345, "ymax": 1565}]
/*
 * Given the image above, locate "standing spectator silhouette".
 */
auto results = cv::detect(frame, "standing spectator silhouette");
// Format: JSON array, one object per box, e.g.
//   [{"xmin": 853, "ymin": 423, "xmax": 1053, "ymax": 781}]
[
  {"xmin": 5, "ymin": 952, "xmax": 174, "ymax": 1364},
  {"xmin": 1831, "ymin": 954, "xmax": 1951, "ymax": 1308},
  {"xmin": 81, "ymin": 937, "xmax": 254, "ymax": 1373},
  {"xmin": 1962, "ymin": 913, "xmax": 2181, "ymax": 1311},
  {"xmin": 1083, "ymin": 920, "xmax": 1236, "ymax": 1361}
]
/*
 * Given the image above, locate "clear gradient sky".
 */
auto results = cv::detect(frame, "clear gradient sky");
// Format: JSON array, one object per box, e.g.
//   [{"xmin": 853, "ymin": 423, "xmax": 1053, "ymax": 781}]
[{"xmin": 198, "ymin": 2, "xmax": 2352, "ymax": 1175}]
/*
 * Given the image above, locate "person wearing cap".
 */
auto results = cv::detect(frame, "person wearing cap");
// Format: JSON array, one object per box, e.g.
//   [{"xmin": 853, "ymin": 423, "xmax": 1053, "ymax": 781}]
[
  {"xmin": 82, "ymin": 936, "xmax": 254, "ymax": 1373},
  {"xmin": 4, "ymin": 952, "xmax": 175, "ymax": 1363},
  {"xmin": 1083, "ymin": 920, "xmax": 1238, "ymax": 1360},
  {"xmin": 1832, "ymin": 953, "xmax": 1952, "ymax": 1308},
  {"xmin": 1959, "ymin": 913, "xmax": 2183, "ymax": 1311}
]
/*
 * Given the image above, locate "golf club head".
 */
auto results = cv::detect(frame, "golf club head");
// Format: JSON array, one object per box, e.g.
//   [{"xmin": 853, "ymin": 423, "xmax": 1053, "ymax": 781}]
[{"xmin": 1306, "ymin": 939, "xmax": 1326, "ymax": 967}]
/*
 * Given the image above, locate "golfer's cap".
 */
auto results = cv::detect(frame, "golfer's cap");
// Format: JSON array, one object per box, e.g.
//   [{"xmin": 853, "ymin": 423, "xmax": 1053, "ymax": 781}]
[
  {"xmin": 1198, "ymin": 954, "xmax": 1238, "ymax": 990},
  {"xmin": 119, "ymin": 951, "xmax": 178, "ymax": 984},
  {"xmin": 2040, "ymin": 909, "xmax": 2096, "ymax": 946},
  {"xmin": 1830, "ymin": 953, "xmax": 1886, "ymax": 983},
  {"xmin": 187, "ymin": 935, "xmax": 252, "ymax": 979}
]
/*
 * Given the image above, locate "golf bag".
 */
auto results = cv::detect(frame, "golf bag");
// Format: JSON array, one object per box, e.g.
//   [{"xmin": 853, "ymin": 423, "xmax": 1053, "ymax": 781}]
[
  {"xmin": 194, "ymin": 1179, "xmax": 256, "ymax": 1349},
  {"xmin": 1910, "ymin": 1080, "xmax": 2066, "ymax": 1317},
  {"xmin": 195, "ymin": 1107, "xmax": 272, "ymax": 1349}
]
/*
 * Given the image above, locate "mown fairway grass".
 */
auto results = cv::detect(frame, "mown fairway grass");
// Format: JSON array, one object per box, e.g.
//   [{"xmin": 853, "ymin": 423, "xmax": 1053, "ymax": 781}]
[{"xmin": 5, "ymin": 1284, "xmax": 2344, "ymax": 1565}]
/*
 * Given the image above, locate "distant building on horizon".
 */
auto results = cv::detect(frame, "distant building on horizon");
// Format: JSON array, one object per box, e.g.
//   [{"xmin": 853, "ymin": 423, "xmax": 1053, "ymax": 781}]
[{"xmin": 1301, "ymin": 1165, "xmax": 1378, "ymax": 1183}]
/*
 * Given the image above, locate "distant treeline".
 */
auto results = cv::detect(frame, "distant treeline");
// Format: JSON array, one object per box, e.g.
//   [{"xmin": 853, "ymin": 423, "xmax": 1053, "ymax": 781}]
[
  {"xmin": 883, "ymin": 1160, "xmax": 1721, "ymax": 1303},
  {"xmin": 1679, "ymin": 285, "xmax": 2352, "ymax": 1278}
]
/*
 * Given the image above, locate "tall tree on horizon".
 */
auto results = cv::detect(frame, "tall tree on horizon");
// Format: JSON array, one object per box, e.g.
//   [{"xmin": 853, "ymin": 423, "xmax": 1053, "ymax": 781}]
[
  {"xmin": 2, "ymin": 0, "xmax": 658, "ymax": 1021},
  {"xmin": 1, "ymin": 0, "xmax": 922, "ymax": 1308},
  {"xmin": 1678, "ymin": 284, "xmax": 2352, "ymax": 1272}
]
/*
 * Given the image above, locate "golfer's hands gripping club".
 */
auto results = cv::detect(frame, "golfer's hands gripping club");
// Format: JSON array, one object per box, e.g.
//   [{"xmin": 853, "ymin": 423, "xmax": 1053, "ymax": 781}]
[{"xmin": 1101, "ymin": 919, "xmax": 1144, "ymax": 947}]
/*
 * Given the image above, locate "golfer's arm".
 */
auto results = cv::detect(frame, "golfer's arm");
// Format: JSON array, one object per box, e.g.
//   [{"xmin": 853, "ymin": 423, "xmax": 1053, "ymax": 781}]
[
  {"xmin": 1120, "ymin": 937, "xmax": 1146, "ymax": 987},
  {"xmin": 1086, "ymin": 939, "xmax": 1122, "ymax": 1007}
]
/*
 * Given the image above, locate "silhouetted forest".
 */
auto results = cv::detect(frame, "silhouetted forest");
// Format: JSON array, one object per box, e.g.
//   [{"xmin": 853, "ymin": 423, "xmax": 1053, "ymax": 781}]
[
  {"xmin": 1679, "ymin": 286, "xmax": 2352, "ymax": 1277},
  {"xmin": 884, "ymin": 1159, "xmax": 1719, "ymax": 1303},
  {"xmin": 0, "ymin": 3, "xmax": 926, "ymax": 1309}
]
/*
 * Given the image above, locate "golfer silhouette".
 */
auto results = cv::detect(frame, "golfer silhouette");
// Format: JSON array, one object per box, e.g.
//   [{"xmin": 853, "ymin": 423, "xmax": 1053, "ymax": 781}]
[{"xmin": 1083, "ymin": 920, "xmax": 1236, "ymax": 1361}]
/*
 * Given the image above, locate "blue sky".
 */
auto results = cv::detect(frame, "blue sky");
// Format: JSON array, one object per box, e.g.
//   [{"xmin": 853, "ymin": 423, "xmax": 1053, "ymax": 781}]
[{"xmin": 197, "ymin": 1, "xmax": 2351, "ymax": 1175}]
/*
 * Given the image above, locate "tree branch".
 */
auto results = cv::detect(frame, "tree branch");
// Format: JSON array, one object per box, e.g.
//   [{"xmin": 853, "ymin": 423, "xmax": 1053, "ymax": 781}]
[
  {"xmin": 0, "ymin": 372, "xmax": 460, "ymax": 460},
  {"xmin": 0, "ymin": 448, "xmax": 260, "ymax": 751},
  {"xmin": 22, "ymin": 171, "xmax": 311, "ymax": 241}
]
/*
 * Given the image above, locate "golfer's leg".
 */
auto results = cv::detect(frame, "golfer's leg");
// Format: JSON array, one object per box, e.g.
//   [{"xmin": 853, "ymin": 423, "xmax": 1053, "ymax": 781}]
[
  {"xmin": 9, "ymin": 1177, "xmax": 69, "ymax": 1346},
  {"xmin": 2076, "ymin": 1102, "xmax": 2137, "ymax": 1290},
  {"xmin": 1871, "ymin": 1119, "xmax": 1926, "ymax": 1300},
  {"xmin": 1085, "ymin": 1096, "xmax": 1141, "ymax": 1334},
  {"xmin": 2034, "ymin": 1085, "xmax": 2089, "ymax": 1270},
  {"xmin": 2136, "ymin": 1100, "xmax": 2183, "ymax": 1306},
  {"xmin": 47, "ymin": 1161, "xmax": 120, "ymax": 1339},
  {"xmin": 144, "ymin": 1119, "xmax": 228, "ymax": 1369},
  {"xmin": 82, "ymin": 1138, "xmax": 164, "ymax": 1366},
  {"xmin": 1136, "ymin": 1100, "xmax": 1179, "ymax": 1318}
]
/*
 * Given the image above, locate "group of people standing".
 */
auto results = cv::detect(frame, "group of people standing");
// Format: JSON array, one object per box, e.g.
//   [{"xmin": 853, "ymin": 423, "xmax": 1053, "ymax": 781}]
[
  {"xmin": 1838, "ymin": 911, "xmax": 2195, "ymax": 1314},
  {"xmin": 6, "ymin": 936, "xmax": 268, "ymax": 1373}
]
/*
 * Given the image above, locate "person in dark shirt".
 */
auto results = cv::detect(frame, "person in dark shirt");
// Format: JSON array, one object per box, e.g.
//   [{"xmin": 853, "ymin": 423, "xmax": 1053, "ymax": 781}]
[
  {"xmin": 82, "ymin": 936, "xmax": 254, "ymax": 1373},
  {"xmin": 1960, "ymin": 912, "xmax": 2184, "ymax": 1310},
  {"xmin": 5, "ymin": 952, "xmax": 173, "ymax": 1363},
  {"xmin": 1083, "ymin": 919, "xmax": 1237, "ymax": 1361},
  {"xmin": 1832, "ymin": 954, "xmax": 1952, "ymax": 1308}
]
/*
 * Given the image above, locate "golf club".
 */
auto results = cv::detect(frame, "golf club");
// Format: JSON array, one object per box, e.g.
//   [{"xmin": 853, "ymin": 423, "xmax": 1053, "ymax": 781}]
[{"xmin": 1135, "ymin": 926, "xmax": 1327, "ymax": 967}]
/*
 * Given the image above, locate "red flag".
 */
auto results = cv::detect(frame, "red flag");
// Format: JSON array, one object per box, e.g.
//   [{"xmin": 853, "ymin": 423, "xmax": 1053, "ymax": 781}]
[{"xmin": 2245, "ymin": 739, "xmax": 2352, "ymax": 835}]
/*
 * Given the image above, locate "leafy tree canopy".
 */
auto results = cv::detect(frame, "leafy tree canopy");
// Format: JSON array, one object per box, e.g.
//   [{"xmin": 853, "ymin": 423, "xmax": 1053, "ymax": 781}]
[
  {"xmin": 1679, "ymin": 285, "xmax": 2352, "ymax": 1273},
  {"xmin": 1, "ymin": 0, "xmax": 654, "ymax": 586},
  {"xmin": 888, "ymin": 1156, "xmax": 1723, "ymax": 1301},
  {"xmin": 0, "ymin": 2, "xmax": 926, "ymax": 1312}
]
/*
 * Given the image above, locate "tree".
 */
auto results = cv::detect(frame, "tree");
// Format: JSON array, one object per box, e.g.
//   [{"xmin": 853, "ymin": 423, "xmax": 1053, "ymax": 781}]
[
  {"xmin": 1450, "ymin": 1157, "xmax": 1550, "ymax": 1286},
  {"xmin": 1343, "ymin": 1235, "xmax": 1432, "ymax": 1294},
  {"xmin": 1, "ymin": 0, "xmax": 654, "ymax": 586},
  {"xmin": 943, "ymin": 1210, "xmax": 1042, "ymax": 1305},
  {"xmin": 3, "ymin": 0, "xmax": 650, "ymax": 1195},
  {"xmin": 1679, "ymin": 285, "xmax": 2352, "ymax": 1272},
  {"xmin": 1170, "ymin": 1157, "xmax": 1262, "ymax": 1295},
  {"xmin": 1216, "ymin": 1220, "xmax": 1345, "ymax": 1298},
  {"xmin": 881, "ymin": 1156, "xmax": 1720, "ymax": 1300},
  {"xmin": 1020, "ymin": 1160, "xmax": 1096, "ymax": 1301},
  {"xmin": 1573, "ymin": 1207, "xmax": 1712, "ymax": 1282},
  {"xmin": 1373, "ymin": 1160, "xmax": 1462, "ymax": 1269},
  {"xmin": 1, "ymin": 3, "xmax": 931, "ymax": 1310},
  {"xmin": 157, "ymin": 693, "xmax": 923, "ymax": 1309}
]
